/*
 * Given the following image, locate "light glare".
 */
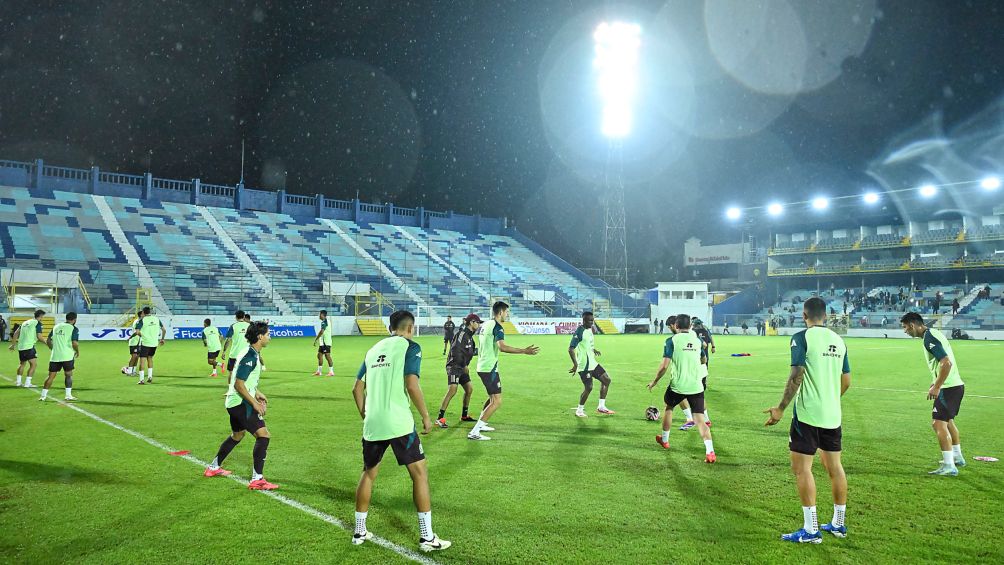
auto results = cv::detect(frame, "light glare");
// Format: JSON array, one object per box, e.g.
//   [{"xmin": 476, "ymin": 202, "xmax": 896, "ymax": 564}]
[
  {"xmin": 863, "ymin": 191, "xmax": 880, "ymax": 204},
  {"xmin": 767, "ymin": 203, "xmax": 784, "ymax": 216},
  {"xmin": 919, "ymin": 184, "xmax": 937, "ymax": 198},
  {"xmin": 981, "ymin": 176, "xmax": 1001, "ymax": 190},
  {"xmin": 726, "ymin": 207, "xmax": 741, "ymax": 220},
  {"xmin": 811, "ymin": 197, "xmax": 829, "ymax": 210},
  {"xmin": 594, "ymin": 22, "xmax": 641, "ymax": 139}
]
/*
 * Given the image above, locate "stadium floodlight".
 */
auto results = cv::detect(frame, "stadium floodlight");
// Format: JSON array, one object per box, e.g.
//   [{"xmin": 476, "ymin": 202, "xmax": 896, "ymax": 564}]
[
  {"xmin": 863, "ymin": 191, "xmax": 880, "ymax": 204},
  {"xmin": 594, "ymin": 21, "xmax": 641, "ymax": 139},
  {"xmin": 726, "ymin": 207, "xmax": 742, "ymax": 220},
  {"xmin": 981, "ymin": 176, "xmax": 1001, "ymax": 190},
  {"xmin": 919, "ymin": 184, "xmax": 938, "ymax": 198},
  {"xmin": 811, "ymin": 197, "xmax": 829, "ymax": 210},
  {"xmin": 767, "ymin": 202, "xmax": 784, "ymax": 216}
]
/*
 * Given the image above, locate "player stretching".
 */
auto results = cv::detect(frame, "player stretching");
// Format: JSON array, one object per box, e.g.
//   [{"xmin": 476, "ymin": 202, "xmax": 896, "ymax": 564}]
[
  {"xmin": 9, "ymin": 309, "xmax": 45, "ymax": 388},
  {"xmin": 204, "ymin": 321, "xmax": 277, "ymax": 490},
  {"xmin": 468, "ymin": 301, "xmax": 539, "ymax": 441},
  {"xmin": 442, "ymin": 316, "xmax": 456, "ymax": 355},
  {"xmin": 313, "ymin": 309, "xmax": 335, "ymax": 376},
  {"xmin": 221, "ymin": 310, "xmax": 250, "ymax": 378},
  {"xmin": 135, "ymin": 307, "xmax": 165, "ymax": 385},
  {"xmin": 352, "ymin": 310, "xmax": 450, "ymax": 551},
  {"xmin": 901, "ymin": 312, "xmax": 966, "ymax": 475},
  {"xmin": 568, "ymin": 311, "xmax": 616, "ymax": 417},
  {"xmin": 39, "ymin": 312, "xmax": 79, "ymax": 402},
  {"xmin": 436, "ymin": 313, "xmax": 481, "ymax": 427},
  {"xmin": 764, "ymin": 297, "xmax": 851, "ymax": 543},
  {"xmin": 203, "ymin": 318, "xmax": 222, "ymax": 377},
  {"xmin": 122, "ymin": 310, "xmax": 143, "ymax": 377},
  {"xmin": 648, "ymin": 314, "xmax": 715, "ymax": 462}
]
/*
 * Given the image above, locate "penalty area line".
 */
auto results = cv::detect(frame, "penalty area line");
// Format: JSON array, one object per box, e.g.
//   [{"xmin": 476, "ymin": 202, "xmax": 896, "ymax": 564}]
[{"xmin": 1, "ymin": 374, "xmax": 441, "ymax": 565}]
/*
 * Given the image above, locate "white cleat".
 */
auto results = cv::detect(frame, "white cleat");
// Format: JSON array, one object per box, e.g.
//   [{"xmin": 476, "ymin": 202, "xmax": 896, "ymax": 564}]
[
  {"xmin": 64, "ymin": 395, "xmax": 78, "ymax": 402},
  {"xmin": 37, "ymin": 396, "xmax": 46, "ymax": 402},
  {"xmin": 419, "ymin": 535, "xmax": 452, "ymax": 552},
  {"xmin": 351, "ymin": 531, "xmax": 373, "ymax": 545},
  {"xmin": 467, "ymin": 433, "xmax": 491, "ymax": 441},
  {"xmin": 480, "ymin": 425, "xmax": 495, "ymax": 432},
  {"xmin": 24, "ymin": 383, "xmax": 36, "ymax": 388},
  {"xmin": 575, "ymin": 410, "xmax": 587, "ymax": 418}
]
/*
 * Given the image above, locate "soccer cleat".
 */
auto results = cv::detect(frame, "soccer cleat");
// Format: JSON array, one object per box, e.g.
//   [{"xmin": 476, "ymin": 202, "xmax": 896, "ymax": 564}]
[
  {"xmin": 460, "ymin": 415, "xmax": 476, "ymax": 422},
  {"xmin": 467, "ymin": 432, "xmax": 491, "ymax": 441},
  {"xmin": 15, "ymin": 380, "xmax": 22, "ymax": 387},
  {"xmin": 248, "ymin": 479, "xmax": 279, "ymax": 490},
  {"xmin": 655, "ymin": 435, "xmax": 670, "ymax": 449},
  {"xmin": 955, "ymin": 457, "xmax": 967, "ymax": 467},
  {"xmin": 145, "ymin": 378, "xmax": 153, "ymax": 384},
  {"xmin": 419, "ymin": 535, "xmax": 452, "ymax": 552},
  {"xmin": 64, "ymin": 395, "xmax": 77, "ymax": 402},
  {"xmin": 706, "ymin": 420, "xmax": 713, "ymax": 427},
  {"xmin": 38, "ymin": 395, "xmax": 46, "ymax": 402},
  {"xmin": 820, "ymin": 523, "xmax": 847, "ymax": 538},
  {"xmin": 203, "ymin": 467, "xmax": 232, "ymax": 477},
  {"xmin": 435, "ymin": 417, "xmax": 449, "ymax": 428},
  {"xmin": 705, "ymin": 452, "xmax": 717, "ymax": 464},
  {"xmin": 781, "ymin": 528, "xmax": 822, "ymax": 544},
  {"xmin": 137, "ymin": 380, "xmax": 145, "ymax": 385},
  {"xmin": 351, "ymin": 531, "xmax": 373, "ymax": 545},
  {"xmin": 928, "ymin": 464, "xmax": 959, "ymax": 476},
  {"xmin": 679, "ymin": 421, "xmax": 696, "ymax": 431},
  {"xmin": 312, "ymin": 370, "xmax": 322, "ymax": 376},
  {"xmin": 575, "ymin": 409, "xmax": 587, "ymax": 418},
  {"xmin": 327, "ymin": 371, "xmax": 335, "ymax": 376},
  {"xmin": 596, "ymin": 407, "xmax": 616, "ymax": 414},
  {"xmin": 480, "ymin": 425, "xmax": 495, "ymax": 432},
  {"xmin": 24, "ymin": 382, "xmax": 36, "ymax": 388}
]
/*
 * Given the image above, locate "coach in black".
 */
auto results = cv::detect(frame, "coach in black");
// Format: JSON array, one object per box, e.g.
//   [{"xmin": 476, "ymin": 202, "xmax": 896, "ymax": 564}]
[{"xmin": 435, "ymin": 314, "xmax": 481, "ymax": 428}]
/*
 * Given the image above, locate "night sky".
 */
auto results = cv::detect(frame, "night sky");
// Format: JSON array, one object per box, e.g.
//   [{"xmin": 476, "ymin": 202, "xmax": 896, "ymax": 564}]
[{"xmin": 1, "ymin": 1, "xmax": 1002, "ymax": 286}]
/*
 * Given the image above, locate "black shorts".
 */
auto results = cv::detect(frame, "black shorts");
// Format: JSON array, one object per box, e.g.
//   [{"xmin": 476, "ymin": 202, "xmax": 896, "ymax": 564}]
[
  {"xmin": 933, "ymin": 385, "xmax": 964, "ymax": 421},
  {"xmin": 48, "ymin": 360, "xmax": 75, "ymax": 373},
  {"xmin": 478, "ymin": 370, "xmax": 502, "ymax": 395},
  {"xmin": 227, "ymin": 357, "xmax": 237, "ymax": 372},
  {"xmin": 444, "ymin": 334, "xmax": 454, "ymax": 343},
  {"xmin": 663, "ymin": 389, "xmax": 705, "ymax": 414},
  {"xmin": 318, "ymin": 345, "xmax": 331, "ymax": 354},
  {"xmin": 138, "ymin": 346, "xmax": 157, "ymax": 358},
  {"xmin": 447, "ymin": 369, "xmax": 471, "ymax": 386},
  {"xmin": 228, "ymin": 404, "xmax": 266, "ymax": 434},
  {"xmin": 702, "ymin": 376, "xmax": 707, "ymax": 391},
  {"xmin": 18, "ymin": 348, "xmax": 37, "ymax": 363},
  {"xmin": 129, "ymin": 345, "xmax": 140, "ymax": 355},
  {"xmin": 789, "ymin": 413, "xmax": 842, "ymax": 455},
  {"xmin": 578, "ymin": 364, "xmax": 609, "ymax": 384},
  {"xmin": 362, "ymin": 432, "xmax": 425, "ymax": 469},
  {"xmin": 208, "ymin": 350, "xmax": 220, "ymax": 361}
]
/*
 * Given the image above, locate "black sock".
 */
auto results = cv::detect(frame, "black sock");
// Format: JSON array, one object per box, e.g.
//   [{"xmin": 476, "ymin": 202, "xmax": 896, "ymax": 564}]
[
  {"xmin": 215, "ymin": 436, "xmax": 240, "ymax": 465},
  {"xmin": 438, "ymin": 409, "xmax": 445, "ymax": 419},
  {"xmin": 253, "ymin": 437, "xmax": 270, "ymax": 476},
  {"xmin": 462, "ymin": 405, "xmax": 469, "ymax": 417}
]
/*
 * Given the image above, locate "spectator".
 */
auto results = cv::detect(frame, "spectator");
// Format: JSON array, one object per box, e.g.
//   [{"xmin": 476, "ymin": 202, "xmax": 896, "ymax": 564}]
[
  {"xmin": 723, "ymin": 321, "xmax": 730, "ymax": 334},
  {"xmin": 881, "ymin": 315, "xmax": 889, "ymax": 327},
  {"xmin": 741, "ymin": 321, "xmax": 749, "ymax": 335},
  {"xmin": 952, "ymin": 298, "xmax": 960, "ymax": 316},
  {"xmin": 0, "ymin": 314, "xmax": 6, "ymax": 341},
  {"xmin": 659, "ymin": 319, "xmax": 665, "ymax": 334}
]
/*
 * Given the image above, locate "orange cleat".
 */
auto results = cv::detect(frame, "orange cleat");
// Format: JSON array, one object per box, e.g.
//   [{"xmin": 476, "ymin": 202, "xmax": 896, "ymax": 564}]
[
  {"xmin": 705, "ymin": 452, "xmax": 717, "ymax": 464},
  {"xmin": 655, "ymin": 435, "xmax": 670, "ymax": 449},
  {"xmin": 248, "ymin": 479, "xmax": 279, "ymax": 490}
]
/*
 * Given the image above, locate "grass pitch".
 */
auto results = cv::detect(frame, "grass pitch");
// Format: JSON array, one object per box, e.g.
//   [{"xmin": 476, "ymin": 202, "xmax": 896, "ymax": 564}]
[{"xmin": 1, "ymin": 334, "xmax": 1002, "ymax": 564}]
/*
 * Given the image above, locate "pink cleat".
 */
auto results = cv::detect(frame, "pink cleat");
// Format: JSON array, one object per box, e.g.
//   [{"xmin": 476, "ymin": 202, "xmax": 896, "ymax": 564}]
[
  {"xmin": 203, "ymin": 467, "xmax": 232, "ymax": 477},
  {"xmin": 596, "ymin": 407, "xmax": 616, "ymax": 414},
  {"xmin": 312, "ymin": 370, "xmax": 322, "ymax": 376},
  {"xmin": 705, "ymin": 452, "xmax": 717, "ymax": 464},
  {"xmin": 248, "ymin": 479, "xmax": 279, "ymax": 490}
]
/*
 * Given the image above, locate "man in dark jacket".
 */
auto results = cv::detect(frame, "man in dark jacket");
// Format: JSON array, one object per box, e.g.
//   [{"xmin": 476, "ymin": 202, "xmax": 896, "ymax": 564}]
[{"xmin": 435, "ymin": 314, "xmax": 481, "ymax": 427}]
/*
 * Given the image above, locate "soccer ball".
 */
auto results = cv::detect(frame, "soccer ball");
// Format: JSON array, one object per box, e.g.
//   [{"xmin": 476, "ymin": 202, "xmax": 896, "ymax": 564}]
[
  {"xmin": 120, "ymin": 366, "xmax": 128, "ymax": 374},
  {"xmin": 645, "ymin": 406, "xmax": 660, "ymax": 421}
]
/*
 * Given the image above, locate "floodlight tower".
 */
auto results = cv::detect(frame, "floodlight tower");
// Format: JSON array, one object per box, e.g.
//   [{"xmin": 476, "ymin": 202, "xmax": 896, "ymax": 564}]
[{"xmin": 594, "ymin": 21, "xmax": 640, "ymax": 289}]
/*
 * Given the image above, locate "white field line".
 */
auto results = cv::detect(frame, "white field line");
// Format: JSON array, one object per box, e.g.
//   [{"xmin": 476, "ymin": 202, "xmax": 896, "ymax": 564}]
[{"xmin": 1, "ymin": 374, "xmax": 440, "ymax": 565}]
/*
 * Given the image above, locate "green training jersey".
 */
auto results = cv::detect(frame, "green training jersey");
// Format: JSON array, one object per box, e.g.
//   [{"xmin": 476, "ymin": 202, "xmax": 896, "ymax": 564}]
[
  {"xmin": 48, "ymin": 322, "xmax": 79, "ymax": 363},
  {"xmin": 569, "ymin": 325, "xmax": 597, "ymax": 371},
  {"xmin": 663, "ymin": 331, "xmax": 704, "ymax": 395},
  {"xmin": 357, "ymin": 336, "xmax": 422, "ymax": 441},
  {"xmin": 203, "ymin": 326, "xmax": 222, "ymax": 352},
  {"xmin": 922, "ymin": 328, "xmax": 964, "ymax": 388},
  {"xmin": 225, "ymin": 347, "xmax": 262, "ymax": 410},
  {"xmin": 790, "ymin": 326, "xmax": 850, "ymax": 429},
  {"xmin": 128, "ymin": 318, "xmax": 142, "ymax": 346},
  {"xmin": 227, "ymin": 321, "xmax": 251, "ymax": 359},
  {"xmin": 139, "ymin": 315, "xmax": 162, "ymax": 347},
  {"xmin": 318, "ymin": 318, "xmax": 332, "ymax": 347},
  {"xmin": 17, "ymin": 318, "xmax": 42, "ymax": 351},
  {"xmin": 476, "ymin": 320, "xmax": 505, "ymax": 373}
]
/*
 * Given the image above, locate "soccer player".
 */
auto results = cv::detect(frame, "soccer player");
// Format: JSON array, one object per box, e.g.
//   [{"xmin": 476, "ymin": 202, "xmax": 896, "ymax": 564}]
[
  {"xmin": 134, "ymin": 306, "xmax": 165, "ymax": 385},
  {"xmin": 122, "ymin": 310, "xmax": 144, "ymax": 377},
  {"xmin": 900, "ymin": 312, "xmax": 966, "ymax": 475},
  {"xmin": 204, "ymin": 321, "xmax": 277, "ymax": 490},
  {"xmin": 763, "ymin": 297, "xmax": 851, "ymax": 543},
  {"xmin": 203, "ymin": 318, "xmax": 222, "ymax": 377},
  {"xmin": 692, "ymin": 318, "xmax": 715, "ymax": 426},
  {"xmin": 442, "ymin": 316, "xmax": 456, "ymax": 355},
  {"xmin": 9, "ymin": 309, "xmax": 45, "ymax": 388},
  {"xmin": 568, "ymin": 311, "xmax": 616, "ymax": 417},
  {"xmin": 312, "ymin": 309, "xmax": 335, "ymax": 376},
  {"xmin": 39, "ymin": 312, "xmax": 79, "ymax": 402},
  {"xmin": 436, "ymin": 313, "xmax": 481, "ymax": 427},
  {"xmin": 351, "ymin": 310, "xmax": 451, "ymax": 551},
  {"xmin": 468, "ymin": 301, "xmax": 539, "ymax": 441},
  {"xmin": 221, "ymin": 310, "xmax": 250, "ymax": 378},
  {"xmin": 662, "ymin": 315, "xmax": 701, "ymax": 430},
  {"xmin": 647, "ymin": 314, "xmax": 716, "ymax": 463}
]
